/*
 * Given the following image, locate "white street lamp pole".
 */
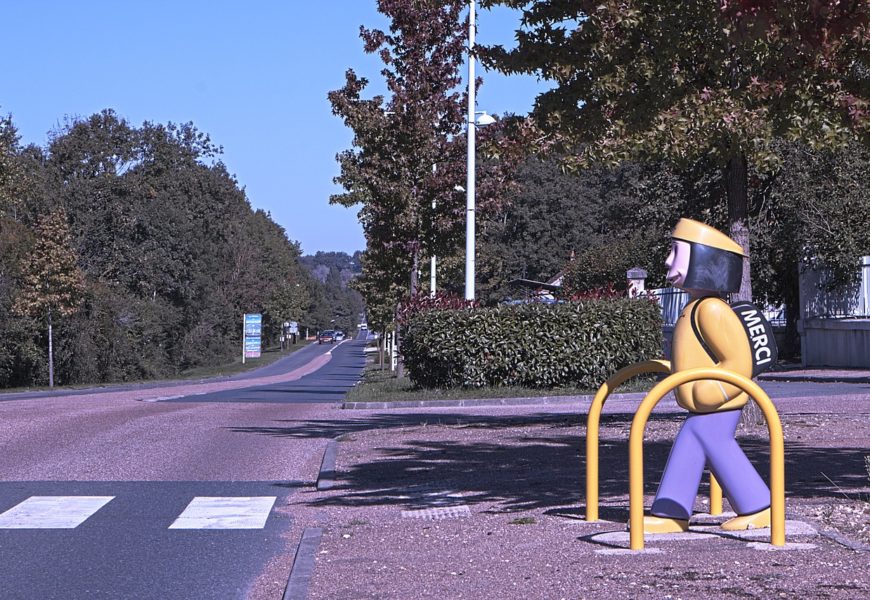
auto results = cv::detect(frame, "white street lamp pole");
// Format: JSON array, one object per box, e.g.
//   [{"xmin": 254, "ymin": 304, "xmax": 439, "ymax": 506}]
[
  {"xmin": 465, "ymin": 0, "xmax": 477, "ymax": 301},
  {"xmin": 431, "ymin": 163, "xmax": 437, "ymax": 298}
]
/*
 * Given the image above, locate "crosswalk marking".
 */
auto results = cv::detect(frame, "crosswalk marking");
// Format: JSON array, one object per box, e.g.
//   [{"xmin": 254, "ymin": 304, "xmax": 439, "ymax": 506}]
[
  {"xmin": 168, "ymin": 496, "xmax": 277, "ymax": 529},
  {"xmin": 0, "ymin": 496, "xmax": 114, "ymax": 529}
]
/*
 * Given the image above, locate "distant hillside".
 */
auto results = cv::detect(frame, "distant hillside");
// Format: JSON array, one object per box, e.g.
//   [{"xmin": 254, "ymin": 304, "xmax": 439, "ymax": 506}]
[
  {"xmin": 300, "ymin": 251, "xmax": 365, "ymax": 332},
  {"xmin": 301, "ymin": 251, "xmax": 362, "ymax": 288}
]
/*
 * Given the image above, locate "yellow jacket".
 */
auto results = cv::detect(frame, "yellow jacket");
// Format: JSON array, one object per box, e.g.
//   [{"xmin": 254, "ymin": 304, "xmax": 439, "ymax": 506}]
[{"xmin": 672, "ymin": 297, "xmax": 753, "ymax": 413}]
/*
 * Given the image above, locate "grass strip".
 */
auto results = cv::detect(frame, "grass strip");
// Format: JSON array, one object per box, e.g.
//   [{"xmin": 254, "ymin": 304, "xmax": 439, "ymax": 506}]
[{"xmin": 345, "ymin": 361, "xmax": 656, "ymax": 403}]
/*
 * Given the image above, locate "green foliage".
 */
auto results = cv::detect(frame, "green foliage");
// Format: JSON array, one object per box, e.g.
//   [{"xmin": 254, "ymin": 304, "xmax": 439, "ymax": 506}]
[
  {"xmin": 329, "ymin": 1, "xmax": 521, "ymax": 325},
  {"xmin": 561, "ymin": 237, "xmax": 649, "ymax": 295},
  {"xmin": 475, "ymin": 154, "xmax": 729, "ymax": 303},
  {"xmin": 300, "ymin": 251, "xmax": 365, "ymax": 333},
  {"xmin": 396, "ymin": 292, "xmax": 478, "ymax": 325},
  {"xmin": 13, "ymin": 208, "xmax": 85, "ymax": 319},
  {"xmin": 402, "ymin": 298, "xmax": 662, "ymax": 389},
  {"xmin": 328, "ymin": 0, "xmax": 470, "ymax": 307},
  {"xmin": 481, "ymin": 1, "xmax": 869, "ymax": 169},
  {"xmin": 0, "ymin": 110, "xmax": 320, "ymax": 387},
  {"xmin": 0, "ymin": 114, "xmax": 26, "ymax": 218},
  {"xmin": 752, "ymin": 139, "xmax": 870, "ymax": 302},
  {"xmin": 481, "ymin": 0, "xmax": 870, "ymax": 304}
]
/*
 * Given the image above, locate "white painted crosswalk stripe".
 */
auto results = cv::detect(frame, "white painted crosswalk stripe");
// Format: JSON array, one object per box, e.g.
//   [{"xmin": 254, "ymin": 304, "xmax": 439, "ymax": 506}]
[
  {"xmin": 168, "ymin": 496, "xmax": 277, "ymax": 529},
  {"xmin": 0, "ymin": 496, "xmax": 114, "ymax": 529}
]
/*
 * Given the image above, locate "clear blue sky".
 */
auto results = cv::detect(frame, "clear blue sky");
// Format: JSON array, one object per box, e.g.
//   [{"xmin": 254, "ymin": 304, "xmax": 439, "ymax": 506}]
[{"xmin": 3, "ymin": 1, "xmax": 548, "ymax": 255}]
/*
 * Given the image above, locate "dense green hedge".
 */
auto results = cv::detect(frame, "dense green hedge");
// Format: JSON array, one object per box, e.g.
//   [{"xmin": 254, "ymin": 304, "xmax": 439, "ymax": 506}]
[{"xmin": 402, "ymin": 298, "xmax": 663, "ymax": 389}]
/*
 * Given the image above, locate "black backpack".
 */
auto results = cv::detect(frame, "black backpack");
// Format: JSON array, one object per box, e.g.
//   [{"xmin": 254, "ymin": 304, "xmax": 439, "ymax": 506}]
[{"xmin": 691, "ymin": 299, "xmax": 779, "ymax": 377}]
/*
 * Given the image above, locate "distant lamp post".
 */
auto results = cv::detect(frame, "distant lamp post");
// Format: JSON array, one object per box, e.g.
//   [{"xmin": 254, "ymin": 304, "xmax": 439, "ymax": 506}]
[
  {"xmin": 465, "ymin": 0, "xmax": 496, "ymax": 301},
  {"xmin": 431, "ymin": 163, "xmax": 437, "ymax": 298}
]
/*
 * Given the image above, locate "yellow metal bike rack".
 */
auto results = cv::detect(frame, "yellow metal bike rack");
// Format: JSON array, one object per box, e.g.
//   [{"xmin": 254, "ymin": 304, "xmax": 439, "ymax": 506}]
[
  {"xmin": 628, "ymin": 368, "xmax": 785, "ymax": 550},
  {"xmin": 585, "ymin": 360, "xmax": 671, "ymax": 522}
]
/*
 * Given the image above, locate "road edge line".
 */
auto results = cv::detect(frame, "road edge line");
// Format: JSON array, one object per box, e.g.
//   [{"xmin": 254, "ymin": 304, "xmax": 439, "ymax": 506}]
[{"xmin": 282, "ymin": 527, "xmax": 323, "ymax": 600}]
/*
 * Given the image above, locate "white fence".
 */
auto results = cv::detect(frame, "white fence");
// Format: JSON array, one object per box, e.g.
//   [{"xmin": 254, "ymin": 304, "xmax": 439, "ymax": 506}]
[
  {"xmin": 799, "ymin": 256, "xmax": 870, "ymax": 368},
  {"xmin": 800, "ymin": 256, "xmax": 870, "ymax": 320}
]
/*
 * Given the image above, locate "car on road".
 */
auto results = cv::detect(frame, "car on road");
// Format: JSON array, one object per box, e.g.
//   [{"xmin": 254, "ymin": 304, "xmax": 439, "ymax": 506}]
[
  {"xmin": 334, "ymin": 331, "xmax": 346, "ymax": 342},
  {"xmin": 318, "ymin": 330, "xmax": 336, "ymax": 344}
]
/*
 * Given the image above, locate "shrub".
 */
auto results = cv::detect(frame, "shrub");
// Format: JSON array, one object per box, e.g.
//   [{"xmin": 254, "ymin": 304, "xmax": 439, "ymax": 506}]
[
  {"xmin": 396, "ymin": 292, "xmax": 478, "ymax": 326},
  {"xmin": 402, "ymin": 297, "xmax": 662, "ymax": 389},
  {"xmin": 560, "ymin": 235, "xmax": 667, "ymax": 297}
]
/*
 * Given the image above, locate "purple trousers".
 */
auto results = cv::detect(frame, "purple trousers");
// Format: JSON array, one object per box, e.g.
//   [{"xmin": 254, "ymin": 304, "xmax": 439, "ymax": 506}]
[{"xmin": 650, "ymin": 409, "xmax": 770, "ymax": 520}]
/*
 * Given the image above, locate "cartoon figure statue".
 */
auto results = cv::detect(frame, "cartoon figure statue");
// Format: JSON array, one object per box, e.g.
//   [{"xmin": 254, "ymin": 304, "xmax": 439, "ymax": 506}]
[{"xmin": 644, "ymin": 218, "xmax": 771, "ymax": 533}]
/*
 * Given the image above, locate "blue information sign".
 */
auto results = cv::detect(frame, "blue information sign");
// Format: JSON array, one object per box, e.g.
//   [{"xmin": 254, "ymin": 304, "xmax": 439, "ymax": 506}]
[{"xmin": 243, "ymin": 313, "xmax": 262, "ymax": 359}]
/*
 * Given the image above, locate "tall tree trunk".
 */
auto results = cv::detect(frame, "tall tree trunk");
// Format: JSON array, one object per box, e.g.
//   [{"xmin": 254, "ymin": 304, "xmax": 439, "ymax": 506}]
[
  {"xmin": 397, "ymin": 247, "xmax": 421, "ymax": 380},
  {"xmin": 47, "ymin": 307, "xmax": 54, "ymax": 388},
  {"xmin": 727, "ymin": 152, "xmax": 752, "ymax": 302},
  {"xmin": 727, "ymin": 153, "xmax": 766, "ymax": 428},
  {"xmin": 409, "ymin": 246, "xmax": 420, "ymax": 298}
]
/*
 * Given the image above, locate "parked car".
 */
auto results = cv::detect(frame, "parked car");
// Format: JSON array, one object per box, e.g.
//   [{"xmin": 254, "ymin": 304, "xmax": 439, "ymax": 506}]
[
  {"xmin": 318, "ymin": 330, "xmax": 335, "ymax": 344},
  {"xmin": 334, "ymin": 331, "xmax": 346, "ymax": 342}
]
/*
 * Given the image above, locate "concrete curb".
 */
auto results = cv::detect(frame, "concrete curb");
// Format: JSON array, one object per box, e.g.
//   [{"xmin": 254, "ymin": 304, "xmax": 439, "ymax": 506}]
[
  {"xmin": 282, "ymin": 527, "xmax": 323, "ymax": 600},
  {"xmin": 316, "ymin": 440, "xmax": 338, "ymax": 490},
  {"xmin": 759, "ymin": 374, "xmax": 870, "ymax": 384},
  {"xmin": 341, "ymin": 392, "xmax": 649, "ymax": 411},
  {"xmin": 819, "ymin": 528, "xmax": 870, "ymax": 552}
]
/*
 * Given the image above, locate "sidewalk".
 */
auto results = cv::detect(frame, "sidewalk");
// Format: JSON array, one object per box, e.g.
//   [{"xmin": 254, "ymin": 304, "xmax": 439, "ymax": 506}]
[
  {"xmin": 759, "ymin": 366, "xmax": 870, "ymax": 383},
  {"xmin": 285, "ymin": 387, "xmax": 870, "ymax": 599}
]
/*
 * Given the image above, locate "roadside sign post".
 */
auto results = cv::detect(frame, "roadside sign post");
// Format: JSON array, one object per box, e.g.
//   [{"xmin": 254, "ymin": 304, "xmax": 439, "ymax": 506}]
[{"xmin": 242, "ymin": 313, "xmax": 262, "ymax": 364}]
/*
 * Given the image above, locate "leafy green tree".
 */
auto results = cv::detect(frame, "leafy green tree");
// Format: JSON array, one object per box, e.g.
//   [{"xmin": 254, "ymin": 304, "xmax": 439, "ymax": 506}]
[
  {"xmin": 0, "ymin": 115, "xmax": 24, "ymax": 218},
  {"xmin": 6, "ymin": 111, "xmax": 318, "ymax": 383},
  {"xmin": 13, "ymin": 208, "xmax": 85, "ymax": 386},
  {"xmin": 475, "ymin": 151, "xmax": 730, "ymax": 301},
  {"xmin": 481, "ymin": 0, "xmax": 870, "ymax": 301},
  {"xmin": 749, "ymin": 139, "xmax": 870, "ymax": 356},
  {"xmin": 329, "ymin": 0, "xmax": 471, "ymax": 306}
]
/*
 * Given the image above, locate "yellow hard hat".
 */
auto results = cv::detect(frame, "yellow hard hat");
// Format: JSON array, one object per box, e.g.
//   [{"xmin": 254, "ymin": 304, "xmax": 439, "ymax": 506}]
[{"xmin": 672, "ymin": 218, "xmax": 746, "ymax": 257}]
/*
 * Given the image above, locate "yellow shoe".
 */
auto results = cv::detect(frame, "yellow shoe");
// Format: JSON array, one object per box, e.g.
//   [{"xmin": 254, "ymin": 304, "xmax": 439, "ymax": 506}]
[
  {"xmin": 721, "ymin": 508, "xmax": 771, "ymax": 531},
  {"xmin": 638, "ymin": 515, "xmax": 689, "ymax": 534}
]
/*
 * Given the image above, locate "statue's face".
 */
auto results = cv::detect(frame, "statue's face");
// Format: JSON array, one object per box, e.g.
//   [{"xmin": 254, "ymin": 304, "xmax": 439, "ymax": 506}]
[{"xmin": 665, "ymin": 240, "xmax": 691, "ymax": 288}]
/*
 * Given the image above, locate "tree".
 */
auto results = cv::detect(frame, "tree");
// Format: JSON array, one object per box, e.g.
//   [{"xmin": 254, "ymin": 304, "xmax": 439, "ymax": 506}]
[
  {"xmin": 750, "ymin": 139, "xmax": 870, "ymax": 356},
  {"xmin": 329, "ymin": 0, "xmax": 471, "ymax": 303},
  {"xmin": 0, "ymin": 115, "xmax": 24, "ymax": 218},
  {"xmin": 13, "ymin": 208, "xmax": 85, "ymax": 386},
  {"xmin": 475, "ymin": 150, "xmax": 731, "ymax": 302},
  {"xmin": 481, "ymin": 0, "xmax": 870, "ymax": 300},
  {"xmin": 1, "ymin": 110, "xmax": 318, "ymax": 385}
]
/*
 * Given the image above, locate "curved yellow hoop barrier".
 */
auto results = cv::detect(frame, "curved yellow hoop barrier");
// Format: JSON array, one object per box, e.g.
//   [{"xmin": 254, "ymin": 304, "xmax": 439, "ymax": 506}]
[
  {"xmin": 585, "ymin": 360, "xmax": 671, "ymax": 522},
  {"xmin": 628, "ymin": 368, "xmax": 785, "ymax": 550}
]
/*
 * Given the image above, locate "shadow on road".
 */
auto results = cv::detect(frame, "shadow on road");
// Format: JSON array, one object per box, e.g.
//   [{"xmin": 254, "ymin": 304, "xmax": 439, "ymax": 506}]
[{"xmin": 228, "ymin": 410, "xmax": 870, "ymax": 514}]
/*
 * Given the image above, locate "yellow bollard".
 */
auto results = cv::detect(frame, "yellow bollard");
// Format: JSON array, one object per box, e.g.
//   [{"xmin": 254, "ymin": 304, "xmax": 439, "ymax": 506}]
[
  {"xmin": 585, "ymin": 360, "xmax": 671, "ymax": 521},
  {"xmin": 628, "ymin": 367, "xmax": 785, "ymax": 550},
  {"xmin": 710, "ymin": 473, "xmax": 723, "ymax": 516}
]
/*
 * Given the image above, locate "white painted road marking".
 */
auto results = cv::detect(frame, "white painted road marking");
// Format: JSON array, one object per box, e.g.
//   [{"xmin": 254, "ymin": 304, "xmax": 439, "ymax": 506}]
[
  {"xmin": 168, "ymin": 496, "xmax": 277, "ymax": 529},
  {"xmin": 0, "ymin": 496, "xmax": 114, "ymax": 529}
]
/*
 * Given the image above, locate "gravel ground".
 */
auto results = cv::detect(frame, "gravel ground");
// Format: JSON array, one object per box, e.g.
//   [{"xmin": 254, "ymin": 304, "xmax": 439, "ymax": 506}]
[{"xmin": 284, "ymin": 397, "xmax": 870, "ymax": 599}]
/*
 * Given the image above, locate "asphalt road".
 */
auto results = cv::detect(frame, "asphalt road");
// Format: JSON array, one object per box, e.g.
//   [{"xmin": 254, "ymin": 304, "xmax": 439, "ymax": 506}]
[
  {"xmin": 0, "ymin": 338, "xmax": 368, "ymax": 600},
  {"xmin": 0, "ymin": 481, "xmax": 299, "ymax": 600},
  {"xmin": 2, "ymin": 331, "xmax": 867, "ymax": 599},
  {"xmin": 163, "ymin": 338, "xmax": 366, "ymax": 404},
  {"xmin": 0, "ymin": 339, "xmax": 337, "ymax": 403}
]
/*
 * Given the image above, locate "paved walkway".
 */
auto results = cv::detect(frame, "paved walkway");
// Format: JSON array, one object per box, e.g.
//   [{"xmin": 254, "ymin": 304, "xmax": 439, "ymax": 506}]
[{"xmin": 289, "ymin": 373, "xmax": 870, "ymax": 599}]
